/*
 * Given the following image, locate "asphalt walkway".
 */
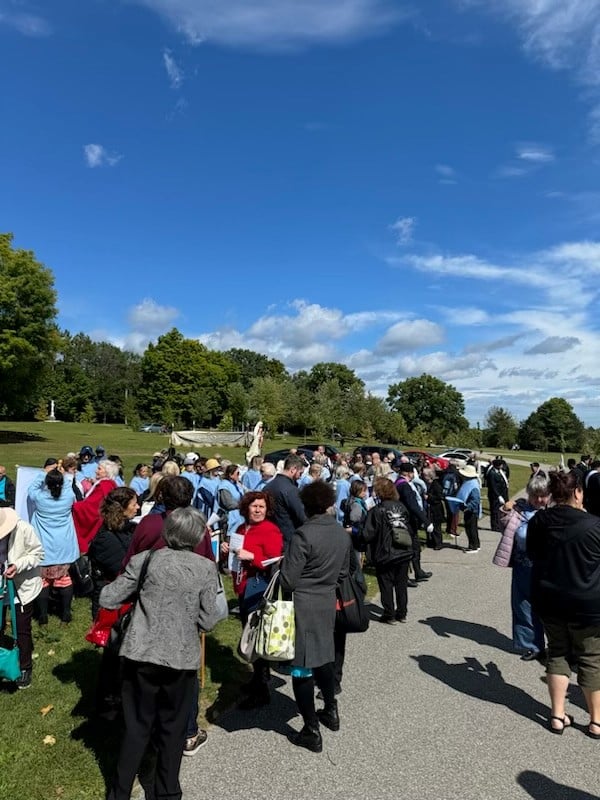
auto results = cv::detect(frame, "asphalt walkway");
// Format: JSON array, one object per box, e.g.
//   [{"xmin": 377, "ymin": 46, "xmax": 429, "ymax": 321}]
[{"xmin": 181, "ymin": 509, "xmax": 600, "ymax": 800}]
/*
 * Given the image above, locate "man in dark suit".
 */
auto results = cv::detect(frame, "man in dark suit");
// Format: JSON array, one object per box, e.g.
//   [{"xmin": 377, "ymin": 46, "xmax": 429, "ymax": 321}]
[
  {"xmin": 265, "ymin": 454, "xmax": 307, "ymax": 548},
  {"xmin": 487, "ymin": 459, "xmax": 509, "ymax": 532},
  {"xmin": 394, "ymin": 462, "xmax": 433, "ymax": 583}
]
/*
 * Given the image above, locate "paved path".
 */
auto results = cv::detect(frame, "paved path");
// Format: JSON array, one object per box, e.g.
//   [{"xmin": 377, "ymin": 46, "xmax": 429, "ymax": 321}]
[{"xmin": 181, "ymin": 516, "xmax": 599, "ymax": 800}]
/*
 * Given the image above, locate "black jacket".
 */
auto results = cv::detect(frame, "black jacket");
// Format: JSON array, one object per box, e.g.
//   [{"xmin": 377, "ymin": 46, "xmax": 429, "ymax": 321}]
[
  {"xmin": 394, "ymin": 478, "xmax": 429, "ymax": 534},
  {"xmin": 265, "ymin": 473, "xmax": 307, "ymax": 547},
  {"xmin": 362, "ymin": 500, "xmax": 413, "ymax": 566},
  {"xmin": 584, "ymin": 472, "xmax": 600, "ymax": 518},
  {"xmin": 527, "ymin": 505, "xmax": 600, "ymax": 624}
]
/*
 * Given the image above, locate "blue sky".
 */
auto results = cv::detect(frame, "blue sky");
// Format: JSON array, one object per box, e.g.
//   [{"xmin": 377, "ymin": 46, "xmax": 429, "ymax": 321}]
[{"xmin": 2, "ymin": 0, "xmax": 600, "ymax": 426}]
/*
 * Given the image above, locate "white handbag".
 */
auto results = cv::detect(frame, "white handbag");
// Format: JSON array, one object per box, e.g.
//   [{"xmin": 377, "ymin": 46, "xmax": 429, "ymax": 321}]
[{"xmin": 254, "ymin": 570, "xmax": 295, "ymax": 662}]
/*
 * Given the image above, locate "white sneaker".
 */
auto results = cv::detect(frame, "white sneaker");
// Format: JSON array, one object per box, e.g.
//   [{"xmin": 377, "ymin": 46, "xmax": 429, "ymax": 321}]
[{"xmin": 464, "ymin": 547, "xmax": 480, "ymax": 554}]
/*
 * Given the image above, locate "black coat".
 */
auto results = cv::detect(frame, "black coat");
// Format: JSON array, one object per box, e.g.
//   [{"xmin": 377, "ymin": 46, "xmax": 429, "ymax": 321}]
[
  {"xmin": 395, "ymin": 478, "xmax": 429, "ymax": 534},
  {"xmin": 362, "ymin": 500, "xmax": 413, "ymax": 566},
  {"xmin": 265, "ymin": 474, "xmax": 306, "ymax": 547},
  {"xmin": 427, "ymin": 479, "xmax": 446, "ymax": 525},
  {"xmin": 88, "ymin": 523, "xmax": 135, "ymax": 617},
  {"xmin": 527, "ymin": 505, "xmax": 600, "ymax": 624},
  {"xmin": 584, "ymin": 472, "xmax": 600, "ymax": 518},
  {"xmin": 486, "ymin": 468, "xmax": 508, "ymax": 502},
  {"xmin": 279, "ymin": 514, "xmax": 349, "ymax": 668}
]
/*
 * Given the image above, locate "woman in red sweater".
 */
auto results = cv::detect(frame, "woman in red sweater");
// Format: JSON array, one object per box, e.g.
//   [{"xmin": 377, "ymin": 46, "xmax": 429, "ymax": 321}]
[{"xmin": 222, "ymin": 490, "xmax": 283, "ymax": 709}]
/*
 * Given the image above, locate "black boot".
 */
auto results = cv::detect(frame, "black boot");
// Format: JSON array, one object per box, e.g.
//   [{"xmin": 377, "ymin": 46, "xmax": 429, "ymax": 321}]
[
  {"xmin": 291, "ymin": 724, "xmax": 322, "ymax": 753},
  {"xmin": 317, "ymin": 701, "xmax": 340, "ymax": 731}
]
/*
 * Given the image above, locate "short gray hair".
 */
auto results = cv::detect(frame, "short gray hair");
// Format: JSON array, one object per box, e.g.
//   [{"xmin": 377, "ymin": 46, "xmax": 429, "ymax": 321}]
[
  {"xmin": 162, "ymin": 507, "xmax": 207, "ymax": 551},
  {"xmin": 527, "ymin": 474, "xmax": 550, "ymax": 498},
  {"xmin": 99, "ymin": 459, "xmax": 120, "ymax": 480}
]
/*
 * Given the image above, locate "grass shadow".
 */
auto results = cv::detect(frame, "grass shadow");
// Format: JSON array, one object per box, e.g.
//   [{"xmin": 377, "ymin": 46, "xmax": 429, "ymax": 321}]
[
  {"xmin": 0, "ymin": 429, "xmax": 47, "ymax": 444},
  {"xmin": 53, "ymin": 647, "xmax": 119, "ymax": 788},
  {"xmin": 203, "ymin": 633, "xmax": 255, "ymax": 723}
]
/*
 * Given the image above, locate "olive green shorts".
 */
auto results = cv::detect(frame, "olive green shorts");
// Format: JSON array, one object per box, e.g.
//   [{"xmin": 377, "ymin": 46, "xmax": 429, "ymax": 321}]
[{"xmin": 542, "ymin": 617, "xmax": 600, "ymax": 690}]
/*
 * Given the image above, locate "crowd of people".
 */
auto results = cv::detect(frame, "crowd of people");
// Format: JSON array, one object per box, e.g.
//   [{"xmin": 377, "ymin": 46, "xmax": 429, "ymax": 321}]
[{"xmin": 2, "ymin": 442, "xmax": 600, "ymax": 796}]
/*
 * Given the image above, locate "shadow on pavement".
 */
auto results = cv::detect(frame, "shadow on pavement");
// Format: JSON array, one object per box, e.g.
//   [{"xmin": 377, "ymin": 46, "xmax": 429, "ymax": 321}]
[
  {"xmin": 517, "ymin": 770, "xmax": 598, "ymax": 799},
  {"xmin": 214, "ymin": 685, "xmax": 300, "ymax": 739},
  {"xmin": 419, "ymin": 615, "xmax": 514, "ymax": 653},
  {"xmin": 412, "ymin": 654, "xmax": 548, "ymax": 727}
]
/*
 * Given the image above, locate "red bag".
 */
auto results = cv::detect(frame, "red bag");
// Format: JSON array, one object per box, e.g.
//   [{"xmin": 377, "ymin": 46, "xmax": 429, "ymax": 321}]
[{"xmin": 85, "ymin": 604, "xmax": 132, "ymax": 648}]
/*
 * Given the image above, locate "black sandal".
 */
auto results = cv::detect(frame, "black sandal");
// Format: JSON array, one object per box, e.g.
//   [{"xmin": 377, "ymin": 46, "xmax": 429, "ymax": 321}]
[
  {"xmin": 587, "ymin": 721, "xmax": 600, "ymax": 740},
  {"xmin": 549, "ymin": 714, "xmax": 573, "ymax": 735}
]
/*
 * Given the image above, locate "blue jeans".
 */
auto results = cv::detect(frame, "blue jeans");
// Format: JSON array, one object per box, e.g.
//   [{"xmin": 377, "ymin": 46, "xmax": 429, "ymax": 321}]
[{"xmin": 511, "ymin": 556, "xmax": 544, "ymax": 653}]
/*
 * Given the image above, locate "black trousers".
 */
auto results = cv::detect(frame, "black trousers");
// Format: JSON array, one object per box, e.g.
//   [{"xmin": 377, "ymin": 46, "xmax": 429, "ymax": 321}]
[
  {"xmin": 376, "ymin": 560, "xmax": 409, "ymax": 619},
  {"xmin": 1, "ymin": 600, "xmax": 33, "ymax": 670},
  {"xmin": 108, "ymin": 659, "xmax": 196, "ymax": 800},
  {"xmin": 489, "ymin": 495, "xmax": 503, "ymax": 532},
  {"xmin": 464, "ymin": 510, "xmax": 480, "ymax": 550},
  {"xmin": 333, "ymin": 628, "xmax": 346, "ymax": 690}
]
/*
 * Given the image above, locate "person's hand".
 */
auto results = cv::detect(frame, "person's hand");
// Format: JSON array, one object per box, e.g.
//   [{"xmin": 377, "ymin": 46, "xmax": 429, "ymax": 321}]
[
  {"xmin": 236, "ymin": 548, "xmax": 254, "ymax": 562},
  {"xmin": 5, "ymin": 564, "xmax": 17, "ymax": 579},
  {"xmin": 503, "ymin": 499, "xmax": 514, "ymax": 511},
  {"xmin": 426, "ymin": 523, "xmax": 434, "ymax": 534},
  {"xmin": 220, "ymin": 541, "xmax": 229, "ymax": 555}
]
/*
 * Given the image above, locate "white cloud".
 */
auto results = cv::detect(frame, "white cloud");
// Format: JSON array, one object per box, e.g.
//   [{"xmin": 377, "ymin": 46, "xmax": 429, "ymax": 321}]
[
  {"xmin": 0, "ymin": 8, "xmax": 51, "ymax": 36},
  {"xmin": 467, "ymin": 1, "xmax": 600, "ymax": 139},
  {"xmin": 83, "ymin": 144, "xmax": 122, "ymax": 168},
  {"xmin": 435, "ymin": 163, "xmax": 458, "ymax": 184},
  {"xmin": 128, "ymin": 298, "xmax": 180, "ymax": 335},
  {"xmin": 389, "ymin": 216, "xmax": 417, "ymax": 245},
  {"xmin": 437, "ymin": 306, "xmax": 491, "ymax": 326},
  {"xmin": 375, "ymin": 319, "xmax": 444, "ymax": 355},
  {"xmin": 163, "ymin": 48, "xmax": 183, "ymax": 89},
  {"xmin": 517, "ymin": 142, "xmax": 555, "ymax": 162},
  {"xmin": 133, "ymin": 0, "xmax": 405, "ymax": 50}
]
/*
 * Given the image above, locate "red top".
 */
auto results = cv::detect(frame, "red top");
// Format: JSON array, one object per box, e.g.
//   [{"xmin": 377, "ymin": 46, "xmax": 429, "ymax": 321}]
[
  {"xmin": 72, "ymin": 479, "xmax": 117, "ymax": 554},
  {"xmin": 232, "ymin": 518, "xmax": 283, "ymax": 597},
  {"xmin": 121, "ymin": 510, "xmax": 214, "ymax": 569}
]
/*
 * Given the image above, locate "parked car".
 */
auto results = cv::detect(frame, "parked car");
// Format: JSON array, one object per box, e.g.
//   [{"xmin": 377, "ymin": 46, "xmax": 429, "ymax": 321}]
[
  {"xmin": 263, "ymin": 443, "xmax": 340, "ymax": 467},
  {"xmin": 403, "ymin": 450, "xmax": 450, "ymax": 469},
  {"xmin": 139, "ymin": 423, "xmax": 167, "ymax": 433},
  {"xmin": 353, "ymin": 445, "xmax": 405, "ymax": 463},
  {"xmin": 436, "ymin": 450, "xmax": 470, "ymax": 463}
]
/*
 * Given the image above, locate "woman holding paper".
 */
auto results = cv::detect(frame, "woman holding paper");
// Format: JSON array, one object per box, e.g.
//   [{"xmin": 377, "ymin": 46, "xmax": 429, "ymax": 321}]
[{"xmin": 221, "ymin": 490, "xmax": 283, "ymax": 709}]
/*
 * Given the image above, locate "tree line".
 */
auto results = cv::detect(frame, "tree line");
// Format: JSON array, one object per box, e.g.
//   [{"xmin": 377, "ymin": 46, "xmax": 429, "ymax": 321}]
[{"xmin": 1, "ymin": 232, "xmax": 596, "ymax": 452}]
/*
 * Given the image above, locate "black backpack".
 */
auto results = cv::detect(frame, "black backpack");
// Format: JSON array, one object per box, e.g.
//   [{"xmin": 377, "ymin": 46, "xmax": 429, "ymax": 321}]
[
  {"xmin": 383, "ymin": 505, "xmax": 412, "ymax": 549},
  {"xmin": 441, "ymin": 471, "xmax": 458, "ymax": 498}
]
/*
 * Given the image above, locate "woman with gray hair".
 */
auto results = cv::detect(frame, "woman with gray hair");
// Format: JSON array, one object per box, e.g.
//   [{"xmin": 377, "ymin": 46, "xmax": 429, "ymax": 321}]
[
  {"xmin": 72, "ymin": 459, "xmax": 119, "ymax": 554},
  {"xmin": 493, "ymin": 474, "xmax": 551, "ymax": 661},
  {"xmin": 101, "ymin": 506, "xmax": 217, "ymax": 800}
]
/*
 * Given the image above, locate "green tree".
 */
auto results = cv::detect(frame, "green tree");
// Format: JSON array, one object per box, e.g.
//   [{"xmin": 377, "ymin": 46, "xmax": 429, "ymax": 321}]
[
  {"xmin": 519, "ymin": 397, "xmax": 585, "ymax": 452},
  {"xmin": 483, "ymin": 406, "xmax": 519, "ymax": 449},
  {"xmin": 0, "ymin": 233, "xmax": 59, "ymax": 416},
  {"xmin": 387, "ymin": 374, "xmax": 468, "ymax": 437},
  {"xmin": 227, "ymin": 382, "xmax": 250, "ymax": 428},
  {"xmin": 306, "ymin": 362, "xmax": 364, "ymax": 394},
  {"xmin": 248, "ymin": 376, "xmax": 286, "ymax": 434},
  {"xmin": 223, "ymin": 349, "xmax": 288, "ymax": 386},
  {"xmin": 139, "ymin": 329, "xmax": 239, "ymax": 427}
]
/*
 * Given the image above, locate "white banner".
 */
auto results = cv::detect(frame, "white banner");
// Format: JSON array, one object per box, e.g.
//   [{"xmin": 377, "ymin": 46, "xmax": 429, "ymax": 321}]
[{"xmin": 15, "ymin": 465, "xmax": 44, "ymax": 523}]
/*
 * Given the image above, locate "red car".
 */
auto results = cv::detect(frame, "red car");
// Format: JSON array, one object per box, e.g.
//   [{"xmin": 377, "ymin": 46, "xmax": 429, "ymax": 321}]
[{"xmin": 403, "ymin": 450, "xmax": 450, "ymax": 470}]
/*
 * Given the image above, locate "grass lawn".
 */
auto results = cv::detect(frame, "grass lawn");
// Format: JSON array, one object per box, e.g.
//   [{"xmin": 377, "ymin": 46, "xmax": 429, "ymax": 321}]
[{"xmin": 0, "ymin": 422, "xmax": 534, "ymax": 799}]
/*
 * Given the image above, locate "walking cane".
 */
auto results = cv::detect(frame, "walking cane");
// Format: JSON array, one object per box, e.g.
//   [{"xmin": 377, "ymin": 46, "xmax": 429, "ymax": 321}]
[{"xmin": 200, "ymin": 632, "xmax": 206, "ymax": 689}]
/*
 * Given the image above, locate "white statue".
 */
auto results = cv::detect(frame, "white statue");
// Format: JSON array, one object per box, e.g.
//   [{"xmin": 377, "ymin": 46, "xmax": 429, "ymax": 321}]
[{"xmin": 245, "ymin": 421, "xmax": 264, "ymax": 464}]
